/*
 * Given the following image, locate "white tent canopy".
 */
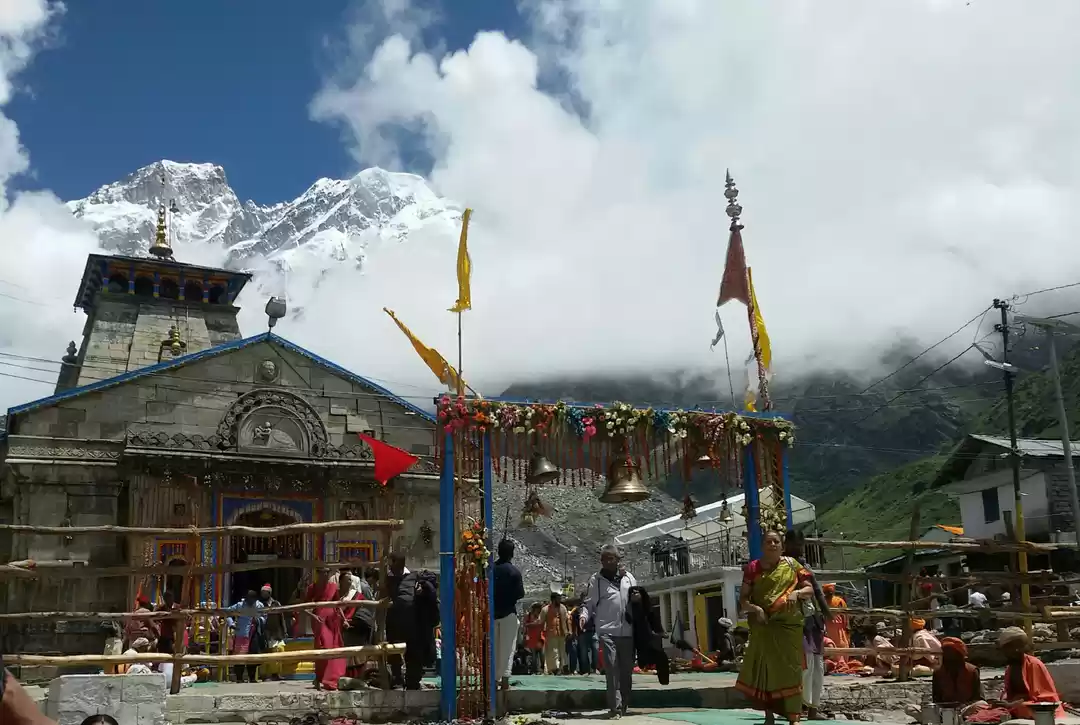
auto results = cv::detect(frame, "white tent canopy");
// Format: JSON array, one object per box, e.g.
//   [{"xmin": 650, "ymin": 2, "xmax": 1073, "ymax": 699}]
[{"xmin": 614, "ymin": 488, "xmax": 816, "ymax": 546}]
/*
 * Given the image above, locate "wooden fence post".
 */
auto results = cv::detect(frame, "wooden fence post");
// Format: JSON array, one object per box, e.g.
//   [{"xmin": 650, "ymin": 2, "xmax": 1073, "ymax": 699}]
[{"xmin": 897, "ymin": 504, "xmax": 921, "ymax": 682}]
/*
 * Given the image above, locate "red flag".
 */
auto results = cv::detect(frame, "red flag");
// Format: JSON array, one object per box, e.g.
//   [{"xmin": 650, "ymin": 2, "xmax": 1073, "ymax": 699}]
[
  {"xmin": 356, "ymin": 432, "xmax": 419, "ymax": 486},
  {"xmin": 717, "ymin": 223, "xmax": 750, "ymax": 307}
]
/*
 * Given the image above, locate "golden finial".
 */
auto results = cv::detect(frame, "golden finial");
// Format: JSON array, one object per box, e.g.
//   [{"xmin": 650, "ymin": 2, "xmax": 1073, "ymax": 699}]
[
  {"xmin": 159, "ymin": 324, "xmax": 187, "ymax": 360},
  {"xmin": 149, "ymin": 173, "xmax": 174, "ymax": 260}
]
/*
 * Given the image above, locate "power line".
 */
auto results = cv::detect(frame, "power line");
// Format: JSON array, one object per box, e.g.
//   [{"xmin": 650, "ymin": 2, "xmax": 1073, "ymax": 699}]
[
  {"xmin": 1014, "ymin": 280, "xmax": 1080, "ymax": 298},
  {"xmin": 0, "ymin": 352, "xmax": 1006, "ymax": 403},
  {"xmin": 856, "ymin": 306, "xmax": 990, "ymax": 396},
  {"xmin": 0, "ymin": 290, "xmax": 45, "ymax": 306}
]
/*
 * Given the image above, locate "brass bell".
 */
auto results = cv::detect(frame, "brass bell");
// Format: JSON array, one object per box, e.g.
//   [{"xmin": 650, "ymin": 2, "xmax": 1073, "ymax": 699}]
[
  {"xmin": 526, "ymin": 453, "xmax": 560, "ymax": 485},
  {"xmin": 600, "ymin": 457, "xmax": 651, "ymax": 504}
]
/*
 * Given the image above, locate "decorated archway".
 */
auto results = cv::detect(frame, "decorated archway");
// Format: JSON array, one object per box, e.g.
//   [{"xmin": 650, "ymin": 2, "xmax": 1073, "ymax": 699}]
[
  {"xmin": 436, "ymin": 397, "xmax": 795, "ymax": 719},
  {"xmin": 225, "ymin": 505, "xmax": 305, "ymax": 606}
]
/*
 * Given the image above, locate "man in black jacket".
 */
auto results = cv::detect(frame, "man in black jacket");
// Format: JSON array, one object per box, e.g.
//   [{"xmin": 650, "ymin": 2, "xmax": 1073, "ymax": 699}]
[
  {"xmin": 493, "ymin": 539, "xmax": 525, "ymax": 690},
  {"xmin": 627, "ymin": 586, "xmax": 670, "ymax": 686},
  {"xmin": 385, "ymin": 551, "xmax": 439, "ymax": 690}
]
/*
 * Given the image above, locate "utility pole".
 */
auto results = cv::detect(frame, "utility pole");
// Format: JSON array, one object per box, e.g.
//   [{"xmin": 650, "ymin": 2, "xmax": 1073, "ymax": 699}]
[
  {"xmin": 994, "ymin": 298, "xmax": 1032, "ymax": 634},
  {"xmin": 1016, "ymin": 315, "xmax": 1080, "ymax": 546}
]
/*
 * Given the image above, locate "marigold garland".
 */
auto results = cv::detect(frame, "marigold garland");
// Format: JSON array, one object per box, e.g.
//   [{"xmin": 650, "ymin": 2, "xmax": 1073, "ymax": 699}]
[{"xmin": 459, "ymin": 519, "xmax": 490, "ymax": 578}]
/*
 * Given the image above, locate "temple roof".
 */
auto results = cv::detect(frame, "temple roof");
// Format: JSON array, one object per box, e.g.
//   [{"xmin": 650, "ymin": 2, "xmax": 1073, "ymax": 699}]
[
  {"xmin": 6, "ymin": 331, "xmax": 435, "ymax": 423},
  {"xmin": 73, "ymin": 253, "xmax": 253, "ymax": 312}
]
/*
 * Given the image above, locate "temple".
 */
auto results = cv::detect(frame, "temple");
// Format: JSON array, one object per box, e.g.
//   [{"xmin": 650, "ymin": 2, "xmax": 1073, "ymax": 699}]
[{"xmin": 0, "ymin": 187, "xmax": 442, "ymax": 656}]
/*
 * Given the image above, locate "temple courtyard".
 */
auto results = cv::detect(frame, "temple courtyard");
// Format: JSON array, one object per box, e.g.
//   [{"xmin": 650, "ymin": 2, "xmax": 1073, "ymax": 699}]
[{"xmin": 25, "ymin": 670, "xmax": 1021, "ymax": 724}]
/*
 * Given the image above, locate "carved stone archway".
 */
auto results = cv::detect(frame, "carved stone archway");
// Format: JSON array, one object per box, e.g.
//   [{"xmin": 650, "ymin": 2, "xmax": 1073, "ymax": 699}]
[{"xmin": 216, "ymin": 389, "xmax": 329, "ymax": 457}]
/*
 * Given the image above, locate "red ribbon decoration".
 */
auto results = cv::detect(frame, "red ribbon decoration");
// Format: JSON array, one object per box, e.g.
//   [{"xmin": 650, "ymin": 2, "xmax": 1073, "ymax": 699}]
[{"xmin": 356, "ymin": 432, "xmax": 419, "ymax": 486}]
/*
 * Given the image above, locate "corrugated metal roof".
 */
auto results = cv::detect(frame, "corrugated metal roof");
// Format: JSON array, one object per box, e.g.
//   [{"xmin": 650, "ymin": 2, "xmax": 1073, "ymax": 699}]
[{"xmin": 968, "ymin": 434, "xmax": 1080, "ymax": 457}]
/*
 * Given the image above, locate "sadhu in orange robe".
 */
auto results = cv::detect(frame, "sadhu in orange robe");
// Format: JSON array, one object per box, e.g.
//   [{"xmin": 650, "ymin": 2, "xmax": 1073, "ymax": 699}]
[{"xmin": 821, "ymin": 584, "xmax": 850, "ymax": 654}]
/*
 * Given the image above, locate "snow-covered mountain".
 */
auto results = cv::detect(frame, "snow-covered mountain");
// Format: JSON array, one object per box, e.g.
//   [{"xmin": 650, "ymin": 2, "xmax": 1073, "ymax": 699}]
[{"xmin": 67, "ymin": 159, "xmax": 464, "ymax": 278}]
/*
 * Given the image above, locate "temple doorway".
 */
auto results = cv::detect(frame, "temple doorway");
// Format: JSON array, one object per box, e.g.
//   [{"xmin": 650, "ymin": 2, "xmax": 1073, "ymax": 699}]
[
  {"xmin": 163, "ymin": 557, "xmax": 188, "ymax": 602},
  {"xmin": 228, "ymin": 508, "xmax": 305, "ymax": 606}
]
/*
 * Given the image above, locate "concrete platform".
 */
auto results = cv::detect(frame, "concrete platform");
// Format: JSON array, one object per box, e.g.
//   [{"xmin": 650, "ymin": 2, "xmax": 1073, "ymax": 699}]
[
  {"xmin": 22, "ymin": 670, "xmax": 1013, "ymax": 724},
  {"xmin": 157, "ymin": 672, "xmax": 939, "ymax": 723}
]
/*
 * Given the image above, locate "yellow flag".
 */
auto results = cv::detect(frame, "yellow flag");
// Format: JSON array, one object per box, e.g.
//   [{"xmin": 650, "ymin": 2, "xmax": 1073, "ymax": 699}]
[
  {"xmin": 747, "ymin": 267, "xmax": 772, "ymax": 372},
  {"xmin": 384, "ymin": 308, "xmax": 465, "ymax": 393},
  {"xmin": 742, "ymin": 268, "xmax": 772, "ymax": 413},
  {"xmin": 449, "ymin": 208, "xmax": 473, "ymax": 313}
]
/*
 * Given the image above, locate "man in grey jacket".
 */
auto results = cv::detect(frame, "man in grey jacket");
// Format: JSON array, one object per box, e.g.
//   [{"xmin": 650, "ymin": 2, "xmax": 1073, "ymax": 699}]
[{"xmin": 579, "ymin": 545, "xmax": 637, "ymax": 719}]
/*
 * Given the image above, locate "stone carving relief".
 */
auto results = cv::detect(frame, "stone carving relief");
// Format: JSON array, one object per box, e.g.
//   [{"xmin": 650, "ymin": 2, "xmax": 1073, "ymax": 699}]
[
  {"xmin": 6, "ymin": 446, "xmax": 120, "ymax": 460},
  {"xmin": 257, "ymin": 359, "xmax": 279, "ymax": 383},
  {"xmin": 217, "ymin": 389, "xmax": 328, "ymax": 457},
  {"xmin": 239, "ymin": 409, "xmax": 306, "ymax": 454}
]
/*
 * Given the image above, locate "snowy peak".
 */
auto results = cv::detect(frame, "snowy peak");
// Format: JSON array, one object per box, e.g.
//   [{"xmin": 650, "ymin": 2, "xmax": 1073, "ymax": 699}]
[
  {"xmin": 68, "ymin": 160, "xmax": 266, "ymax": 257},
  {"xmin": 67, "ymin": 159, "xmax": 462, "ymax": 265},
  {"xmin": 66, "ymin": 159, "xmax": 463, "ymax": 316},
  {"xmin": 77, "ymin": 160, "xmax": 232, "ymax": 210}
]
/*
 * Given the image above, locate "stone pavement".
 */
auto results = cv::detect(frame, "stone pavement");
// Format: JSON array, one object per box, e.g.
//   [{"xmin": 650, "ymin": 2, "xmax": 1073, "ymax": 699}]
[{"xmin": 22, "ymin": 668, "xmax": 1027, "ymax": 724}]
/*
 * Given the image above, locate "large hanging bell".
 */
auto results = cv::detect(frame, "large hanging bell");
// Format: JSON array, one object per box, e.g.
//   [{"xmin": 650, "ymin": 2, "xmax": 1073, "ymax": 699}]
[
  {"xmin": 526, "ymin": 453, "xmax": 560, "ymax": 486},
  {"xmin": 600, "ymin": 456, "xmax": 651, "ymax": 504}
]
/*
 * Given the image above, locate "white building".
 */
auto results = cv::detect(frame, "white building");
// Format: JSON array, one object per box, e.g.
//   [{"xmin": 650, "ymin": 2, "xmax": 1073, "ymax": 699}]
[
  {"xmin": 615, "ymin": 488, "xmax": 816, "ymax": 652},
  {"xmin": 934, "ymin": 434, "xmax": 1080, "ymax": 542}
]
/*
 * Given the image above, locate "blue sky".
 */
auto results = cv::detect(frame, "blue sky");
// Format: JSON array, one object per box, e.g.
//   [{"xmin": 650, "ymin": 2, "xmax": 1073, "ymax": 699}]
[{"xmin": 8, "ymin": 0, "xmax": 525, "ymax": 204}]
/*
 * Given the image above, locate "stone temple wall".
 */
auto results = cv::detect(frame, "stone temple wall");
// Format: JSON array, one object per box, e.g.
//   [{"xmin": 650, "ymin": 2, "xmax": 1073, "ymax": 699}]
[
  {"xmin": 0, "ymin": 464, "xmax": 126, "ymax": 656},
  {"xmin": 1, "ymin": 336, "xmax": 443, "ymax": 654},
  {"xmin": 45, "ymin": 673, "xmax": 167, "ymax": 725}
]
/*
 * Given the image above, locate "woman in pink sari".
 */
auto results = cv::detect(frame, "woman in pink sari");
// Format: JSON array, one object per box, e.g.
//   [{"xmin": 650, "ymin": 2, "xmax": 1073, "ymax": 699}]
[{"xmin": 306, "ymin": 568, "xmax": 346, "ymax": 690}]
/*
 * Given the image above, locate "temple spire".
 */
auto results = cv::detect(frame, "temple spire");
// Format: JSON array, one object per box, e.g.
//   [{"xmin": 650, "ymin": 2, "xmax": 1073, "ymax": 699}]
[{"xmin": 148, "ymin": 172, "xmax": 176, "ymax": 260}]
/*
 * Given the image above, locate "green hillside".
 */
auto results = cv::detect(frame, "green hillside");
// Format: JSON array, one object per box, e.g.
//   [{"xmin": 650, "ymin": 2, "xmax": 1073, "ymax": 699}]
[
  {"xmin": 819, "ymin": 334, "xmax": 1080, "ymax": 567},
  {"xmin": 978, "ymin": 337, "xmax": 1080, "ymax": 439},
  {"xmin": 816, "ymin": 456, "xmax": 958, "ymax": 567}
]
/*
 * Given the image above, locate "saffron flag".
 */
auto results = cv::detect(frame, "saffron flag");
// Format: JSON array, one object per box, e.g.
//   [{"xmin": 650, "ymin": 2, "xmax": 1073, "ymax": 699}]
[
  {"xmin": 717, "ymin": 222, "xmax": 750, "ymax": 307},
  {"xmin": 383, "ymin": 308, "xmax": 465, "ymax": 393},
  {"xmin": 356, "ymin": 432, "xmax": 419, "ymax": 485},
  {"xmin": 449, "ymin": 208, "xmax": 473, "ymax": 313}
]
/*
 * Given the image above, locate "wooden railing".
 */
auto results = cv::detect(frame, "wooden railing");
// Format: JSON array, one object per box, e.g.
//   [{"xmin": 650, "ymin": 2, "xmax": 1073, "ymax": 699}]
[{"xmin": 0, "ymin": 518, "xmax": 404, "ymax": 693}]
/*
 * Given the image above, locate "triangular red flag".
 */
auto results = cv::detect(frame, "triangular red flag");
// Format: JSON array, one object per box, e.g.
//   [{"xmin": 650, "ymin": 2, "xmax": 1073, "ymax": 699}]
[
  {"xmin": 717, "ymin": 223, "xmax": 750, "ymax": 307},
  {"xmin": 357, "ymin": 432, "xmax": 419, "ymax": 486}
]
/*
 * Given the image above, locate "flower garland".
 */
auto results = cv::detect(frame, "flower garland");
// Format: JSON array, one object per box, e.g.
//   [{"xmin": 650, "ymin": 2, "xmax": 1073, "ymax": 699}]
[
  {"xmin": 435, "ymin": 396, "xmax": 794, "ymax": 445},
  {"xmin": 459, "ymin": 519, "xmax": 490, "ymax": 577}
]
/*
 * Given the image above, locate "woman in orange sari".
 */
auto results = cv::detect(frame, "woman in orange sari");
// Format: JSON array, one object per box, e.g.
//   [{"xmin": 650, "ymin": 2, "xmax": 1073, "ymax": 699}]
[
  {"xmin": 306, "ymin": 568, "xmax": 346, "ymax": 690},
  {"xmin": 736, "ymin": 530, "xmax": 815, "ymax": 725}
]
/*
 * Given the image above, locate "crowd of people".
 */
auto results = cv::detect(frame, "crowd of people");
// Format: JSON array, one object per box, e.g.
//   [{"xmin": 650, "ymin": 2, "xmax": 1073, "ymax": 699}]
[
  {"xmin": 97, "ymin": 552, "xmax": 439, "ymax": 691},
  {"xmin": 6, "ymin": 530, "xmax": 1074, "ymax": 725}
]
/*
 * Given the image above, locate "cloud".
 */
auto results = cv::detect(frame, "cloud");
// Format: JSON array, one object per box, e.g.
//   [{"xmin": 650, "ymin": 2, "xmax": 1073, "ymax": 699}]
[
  {"xmin": 0, "ymin": 0, "xmax": 102, "ymax": 407},
  {"xmin": 308, "ymin": 0, "xmax": 1080, "ymax": 397}
]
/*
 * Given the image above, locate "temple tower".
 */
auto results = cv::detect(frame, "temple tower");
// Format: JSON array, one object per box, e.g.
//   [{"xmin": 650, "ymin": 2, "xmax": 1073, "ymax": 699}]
[{"xmin": 61, "ymin": 177, "xmax": 252, "ymax": 389}]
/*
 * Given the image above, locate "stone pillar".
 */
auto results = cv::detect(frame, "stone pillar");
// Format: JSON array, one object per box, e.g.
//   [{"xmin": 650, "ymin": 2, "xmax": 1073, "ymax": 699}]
[
  {"xmin": 685, "ymin": 589, "xmax": 697, "ymax": 648},
  {"xmin": 659, "ymin": 592, "xmax": 671, "ymax": 633}
]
